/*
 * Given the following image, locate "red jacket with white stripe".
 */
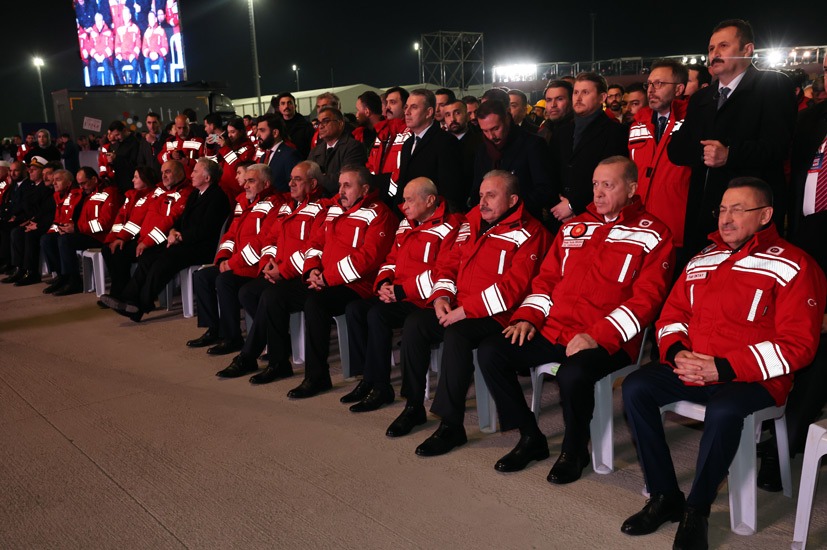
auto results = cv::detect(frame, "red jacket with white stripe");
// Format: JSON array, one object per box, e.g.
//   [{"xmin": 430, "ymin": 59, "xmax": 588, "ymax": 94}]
[
  {"xmin": 98, "ymin": 142, "xmax": 115, "ymax": 180},
  {"xmin": 105, "ymin": 186, "xmax": 157, "ymax": 243},
  {"xmin": 628, "ymin": 100, "xmax": 692, "ymax": 247},
  {"xmin": 430, "ymin": 201, "xmax": 551, "ymax": 326},
  {"xmin": 513, "ymin": 199, "xmax": 674, "ymax": 359},
  {"xmin": 374, "ymin": 200, "xmax": 464, "ymax": 308},
  {"xmin": 657, "ymin": 224, "xmax": 827, "ymax": 405},
  {"xmin": 367, "ymin": 118, "xmax": 409, "ymax": 184},
  {"xmin": 255, "ymin": 194, "xmax": 328, "ymax": 281},
  {"xmin": 49, "ymin": 188, "xmax": 84, "ymax": 233},
  {"xmin": 302, "ymin": 191, "xmax": 397, "ymax": 298},
  {"xmin": 76, "ymin": 185, "xmax": 123, "ymax": 242},
  {"xmin": 214, "ymin": 190, "xmax": 285, "ymax": 278},
  {"xmin": 213, "ymin": 140, "xmax": 256, "ymax": 202},
  {"xmin": 137, "ymin": 181, "xmax": 193, "ymax": 247},
  {"xmin": 157, "ymin": 136, "xmax": 205, "ymax": 175}
]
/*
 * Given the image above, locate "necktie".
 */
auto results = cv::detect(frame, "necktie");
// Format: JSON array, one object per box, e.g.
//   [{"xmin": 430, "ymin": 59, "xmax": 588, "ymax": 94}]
[
  {"xmin": 717, "ymin": 87, "xmax": 730, "ymax": 110},
  {"xmin": 814, "ymin": 140, "xmax": 827, "ymax": 213},
  {"xmin": 655, "ymin": 116, "xmax": 668, "ymax": 143},
  {"xmin": 411, "ymin": 136, "xmax": 421, "ymax": 154},
  {"xmin": 324, "ymin": 146, "xmax": 334, "ymax": 169}
]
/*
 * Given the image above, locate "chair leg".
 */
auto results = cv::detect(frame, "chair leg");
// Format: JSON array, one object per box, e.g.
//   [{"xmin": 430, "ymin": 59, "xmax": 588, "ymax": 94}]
[
  {"xmin": 290, "ymin": 312, "xmax": 305, "ymax": 365},
  {"xmin": 473, "ymin": 350, "xmax": 498, "ymax": 434},
  {"xmin": 180, "ymin": 267, "xmax": 196, "ymax": 318},
  {"xmin": 792, "ymin": 424, "xmax": 827, "ymax": 549},
  {"xmin": 728, "ymin": 412, "xmax": 759, "ymax": 535},
  {"xmin": 774, "ymin": 415, "xmax": 793, "ymax": 498},
  {"xmin": 530, "ymin": 368, "xmax": 544, "ymax": 422},
  {"xmin": 590, "ymin": 375, "xmax": 615, "ymax": 474},
  {"xmin": 334, "ymin": 314, "xmax": 351, "ymax": 379}
]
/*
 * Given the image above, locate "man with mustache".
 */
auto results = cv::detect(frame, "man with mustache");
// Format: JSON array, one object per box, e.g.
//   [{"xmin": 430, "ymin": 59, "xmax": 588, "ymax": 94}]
[{"xmin": 668, "ymin": 18, "xmax": 797, "ymax": 256}]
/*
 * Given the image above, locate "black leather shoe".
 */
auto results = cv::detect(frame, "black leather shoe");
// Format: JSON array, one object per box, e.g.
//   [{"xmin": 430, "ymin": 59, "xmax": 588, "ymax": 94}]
[
  {"xmin": 216, "ymin": 354, "xmax": 258, "ymax": 378},
  {"xmin": 43, "ymin": 277, "xmax": 66, "ymax": 294},
  {"xmin": 757, "ymin": 452, "xmax": 783, "ymax": 492},
  {"xmin": 187, "ymin": 330, "xmax": 219, "ymax": 348},
  {"xmin": 350, "ymin": 386, "xmax": 395, "ymax": 413},
  {"xmin": 672, "ymin": 507, "xmax": 709, "ymax": 550},
  {"xmin": 1, "ymin": 268, "xmax": 24, "ymax": 284},
  {"xmin": 621, "ymin": 492, "xmax": 686, "ymax": 536},
  {"xmin": 14, "ymin": 272, "xmax": 41, "ymax": 286},
  {"xmin": 287, "ymin": 376, "xmax": 333, "ymax": 399},
  {"xmin": 546, "ymin": 451, "xmax": 590, "ymax": 484},
  {"xmin": 249, "ymin": 362, "xmax": 293, "ymax": 384},
  {"xmin": 53, "ymin": 282, "xmax": 83, "ymax": 296},
  {"xmin": 100, "ymin": 293, "xmax": 141, "ymax": 314},
  {"xmin": 415, "ymin": 422, "xmax": 468, "ymax": 457},
  {"xmin": 207, "ymin": 338, "xmax": 244, "ymax": 355},
  {"xmin": 340, "ymin": 379, "xmax": 372, "ymax": 403},
  {"xmin": 494, "ymin": 432, "xmax": 550, "ymax": 472},
  {"xmin": 386, "ymin": 405, "xmax": 427, "ymax": 438}
]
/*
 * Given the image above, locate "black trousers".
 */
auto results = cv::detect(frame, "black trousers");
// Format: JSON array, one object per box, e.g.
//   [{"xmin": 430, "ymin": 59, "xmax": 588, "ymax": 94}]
[
  {"xmin": 400, "ymin": 308, "xmax": 501, "ymax": 424},
  {"xmin": 345, "ymin": 297, "xmax": 421, "ymax": 391},
  {"xmin": 0, "ymin": 220, "xmax": 18, "ymax": 264},
  {"xmin": 477, "ymin": 332, "xmax": 629, "ymax": 454},
  {"xmin": 101, "ymin": 240, "xmax": 139, "ymax": 298},
  {"xmin": 10, "ymin": 226, "xmax": 47, "ymax": 272},
  {"xmin": 193, "ymin": 265, "xmax": 252, "ymax": 341},
  {"xmin": 779, "ymin": 336, "xmax": 827, "ymax": 455},
  {"xmin": 238, "ymin": 278, "xmax": 360, "ymax": 380},
  {"xmin": 40, "ymin": 232, "xmax": 102, "ymax": 282},
  {"xmin": 622, "ymin": 363, "xmax": 775, "ymax": 512},
  {"xmin": 121, "ymin": 244, "xmax": 211, "ymax": 313}
]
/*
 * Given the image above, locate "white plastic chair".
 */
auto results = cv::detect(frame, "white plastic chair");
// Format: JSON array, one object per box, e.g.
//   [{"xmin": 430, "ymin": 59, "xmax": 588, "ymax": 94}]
[
  {"xmin": 530, "ymin": 327, "xmax": 651, "ymax": 474},
  {"xmin": 178, "ymin": 264, "xmax": 206, "ymax": 318},
  {"xmin": 290, "ymin": 311, "xmax": 305, "ymax": 365},
  {"xmin": 791, "ymin": 418, "xmax": 827, "ymax": 549},
  {"xmin": 659, "ymin": 400, "xmax": 791, "ymax": 535},
  {"xmin": 82, "ymin": 248, "xmax": 107, "ymax": 297}
]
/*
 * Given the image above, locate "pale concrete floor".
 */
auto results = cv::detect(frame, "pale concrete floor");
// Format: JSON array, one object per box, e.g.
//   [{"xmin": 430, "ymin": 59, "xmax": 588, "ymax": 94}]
[{"xmin": 1, "ymin": 283, "xmax": 825, "ymax": 549}]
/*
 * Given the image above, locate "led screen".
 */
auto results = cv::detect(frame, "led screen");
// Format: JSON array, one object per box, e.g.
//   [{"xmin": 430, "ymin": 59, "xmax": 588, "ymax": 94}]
[{"xmin": 73, "ymin": 0, "xmax": 187, "ymax": 87}]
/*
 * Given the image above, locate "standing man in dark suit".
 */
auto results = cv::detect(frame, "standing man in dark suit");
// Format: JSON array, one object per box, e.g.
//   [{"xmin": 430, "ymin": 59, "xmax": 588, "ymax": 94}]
[
  {"xmin": 443, "ymin": 99, "xmax": 482, "ymax": 212},
  {"xmin": 102, "ymin": 158, "xmax": 231, "ymax": 321},
  {"xmin": 668, "ymin": 19, "xmax": 797, "ymax": 255},
  {"xmin": 306, "ymin": 107, "xmax": 368, "ymax": 196},
  {"xmin": 255, "ymin": 114, "xmax": 301, "ymax": 193},
  {"xmin": 395, "ymin": 89, "xmax": 462, "ymax": 212},
  {"xmin": 548, "ymin": 72, "xmax": 629, "ymax": 225}
]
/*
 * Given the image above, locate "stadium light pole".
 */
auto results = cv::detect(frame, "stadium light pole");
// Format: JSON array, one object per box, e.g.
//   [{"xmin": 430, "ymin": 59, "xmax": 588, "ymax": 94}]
[
  {"xmin": 414, "ymin": 42, "xmax": 422, "ymax": 84},
  {"xmin": 247, "ymin": 0, "xmax": 263, "ymax": 115},
  {"xmin": 33, "ymin": 57, "xmax": 48, "ymax": 122},
  {"xmin": 292, "ymin": 64, "xmax": 301, "ymax": 91}
]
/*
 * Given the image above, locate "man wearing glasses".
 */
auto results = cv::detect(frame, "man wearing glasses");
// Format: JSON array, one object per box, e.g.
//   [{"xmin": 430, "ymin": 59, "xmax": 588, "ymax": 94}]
[
  {"xmin": 620, "ymin": 177, "xmax": 826, "ymax": 549},
  {"xmin": 307, "ymin": 107, "xmax": 367, "ymax": 196},
  {"xmin": 668, "ymin": 19, "xmax": 797, "ymax": 257},
  {"xmin": 628, "ymin": 59, "xmax": 692, "ymax": 269}
]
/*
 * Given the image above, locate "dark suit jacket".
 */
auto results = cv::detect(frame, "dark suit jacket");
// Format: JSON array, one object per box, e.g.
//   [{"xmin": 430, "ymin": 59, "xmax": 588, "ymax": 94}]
[
  {"xmin": 788, "ymin": 101, "xmax": 827, "ymax": 272},
  {"xmin": 668, "ymin": 66, "xmax": 796, "ymax": 253},
  {"xmin": 550, "ymin": 111, "xmax": 629, "ymax": 215},
  {"xmin": 268, "ymin": 143, "xmax": 302, "ymax": 193},
  {"xmin": 174, "ymin": 183, "xmax": 232, "ymax": 263},
  {"xmin": 397, "ymin": 121, "xmax": 462, "ymax": 211},
  {"xmin": 471, "ymin": 123, "xmax": 555, "ymax": 221},
  {"xmin": 307, "ymin": 132, "xmax": 368, "ymax": 196},
  {"xmin": 457, "ymin": 125, "xmax": 484, "ymax": 211}
]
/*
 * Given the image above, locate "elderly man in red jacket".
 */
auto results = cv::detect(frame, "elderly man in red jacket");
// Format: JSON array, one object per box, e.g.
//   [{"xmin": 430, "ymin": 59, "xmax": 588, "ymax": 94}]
[
  {"xmin": 187, "ymin": 163, "xmax": 283, "ymax": 355},
  {"xmin": 477, "ymin": 156, "xmax": 674, "ymax": 481},
  {"xmin": 340, "ymin": 177, "xmax": 464, "ymax": 413},
  {"xmin": 620, "ymin": 177, "xmax": 827, "ymax": 550}
]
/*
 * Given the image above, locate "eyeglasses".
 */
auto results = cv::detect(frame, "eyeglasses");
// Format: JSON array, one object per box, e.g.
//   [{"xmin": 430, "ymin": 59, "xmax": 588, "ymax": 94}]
[
  {"xmin": 712, "ymin": 205, "xmax": 770, "ymax": 218},
  {"xmin": 644, "ymin": 80, "xmax": 680, "ymax": 90},
  {"xmin": 317, "ymin": 118, "xmax": 341, "ymax": 127}
]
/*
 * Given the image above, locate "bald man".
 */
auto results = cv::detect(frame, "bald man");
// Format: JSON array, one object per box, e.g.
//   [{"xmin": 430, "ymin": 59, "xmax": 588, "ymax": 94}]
[{"xmin": 157, "ymin": 114, "xmax": 205, "ymax": 176}]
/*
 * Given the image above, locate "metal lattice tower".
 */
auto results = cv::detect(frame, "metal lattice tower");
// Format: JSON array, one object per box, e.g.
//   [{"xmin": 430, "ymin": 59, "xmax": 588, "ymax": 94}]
[{"xmin": 420, "ymin": 31, "xmax": 485, "ymax": 91}]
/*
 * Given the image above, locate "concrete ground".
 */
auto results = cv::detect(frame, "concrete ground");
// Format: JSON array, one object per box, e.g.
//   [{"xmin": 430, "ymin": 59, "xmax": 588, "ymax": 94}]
[{"xmin": 1, "ymin": 283, "xmax": 825, "ymax": 549}]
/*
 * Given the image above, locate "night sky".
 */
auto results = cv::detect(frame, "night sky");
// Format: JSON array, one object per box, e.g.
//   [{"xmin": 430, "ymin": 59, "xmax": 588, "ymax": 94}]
[{"xmin": 2, "ymin": 0, "xmax": 822, "ymax": 136}]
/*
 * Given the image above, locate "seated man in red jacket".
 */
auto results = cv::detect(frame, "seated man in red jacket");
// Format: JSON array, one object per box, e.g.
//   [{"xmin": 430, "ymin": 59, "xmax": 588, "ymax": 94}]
[
  {"xmin": 41, "ymin": 166, "xmax": 122, "ymax": 295},
  {"xmin": 620, "ymin": 177, "xmax": 827, "ymax": 550},
  {"xmin": 216, "ymin": 164, "xmax": 396, "ymax": 397},
  {"xmin": 187, "ymin": 163, "xmax": 283, "ymax": 355},
  {"xmin": 477, "ymin": 156, "xmax": 674, "ymax": 481},
  {"xmin": 340, "ymin": 177, "xmax": 464, "ymax": 412},
  {"xmin": 388, "ymin": 170, "xmax": 551, "ymax": 448}
]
